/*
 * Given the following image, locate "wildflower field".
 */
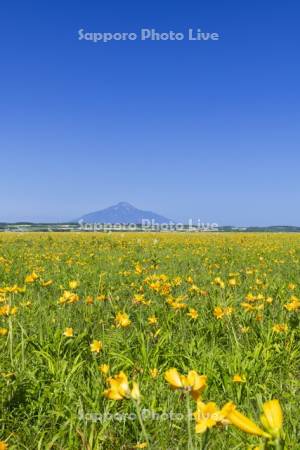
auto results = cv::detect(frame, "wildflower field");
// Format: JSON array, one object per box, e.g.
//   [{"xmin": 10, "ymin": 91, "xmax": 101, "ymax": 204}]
[{"xmin": 0, "ymin": 232, "xmax": 299, "ymax": 449}]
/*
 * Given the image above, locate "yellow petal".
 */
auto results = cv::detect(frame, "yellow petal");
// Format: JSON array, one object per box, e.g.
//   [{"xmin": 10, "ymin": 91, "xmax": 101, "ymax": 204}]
[
  {"xmin": 227, "ymin": 408, "xmax": 269, "ymax": 437},
  {"xmin": 195, "ymin": 419, "xmax": 208, "ymax": 434},
  {"xmin": 206, "ymin": 418, "xmax": 217, "ymax": 428},
  {"xmin": 103, "ymin": 388, "xmax": 124, "ymax": 400},
  {"xmin": 113, "ymin": 372, "xmax": 130, "ymax": 397},
  {"xmin": 261, "ymin": 399, "xmax": 283, "ymax": 436},
  {"xmin": 187, "ymin": 371, "xmax": 207, "ymax": 391},
  {"xmin": 164, "ymin": 368, "xmax": 183, "ymax": 388},
  {"xmin": 204, "ymin": 402, "xmax": 219, "ymax": 414},
  {"xmin": 131, "ymin": 382, "xmax": 141, "ymax": 400}
]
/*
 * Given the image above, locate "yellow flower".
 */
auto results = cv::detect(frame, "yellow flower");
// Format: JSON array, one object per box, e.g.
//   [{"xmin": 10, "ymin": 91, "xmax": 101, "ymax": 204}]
[
  {"xmin": 0, "ymin": 441, "xmax": 8, "ymax": 450},
  {"xmin": 272, "ymin": 323, "xmax": 288, "ymax": 333},
  {"xmin": 103, "ymin": 371, "xmax": 129, "ymax": 400},
  {"xmin": 130, "ymin": 381, "xmax": 141, "ymax": 400},
  {"xmin": 224, "ymin": 307, "xmax": 233, "ymax": 316},
  {"xmin": 213, "ymin": 307, "xmax": 224, "ymax": 319},
  {"xmin": 228, "ymin": 278, "xmax": 237, "ymax": 287},
  {"xmin": 147, "ymin": 315, "xmax": 158, "ymax": 325},
  {"xmin": 165, "ymin": 368, "xmax": 182, "ymax": 388},
  {"xmin": 245, "ymin": 293, "xmax": 256, "ymax": 302},
  {"xmin": 164, "ymin": 368, "xmax": 207, "ymax": 400},
  {"xmin": 90, "ymin": 339, "xmax": 103, "ymax": 353},
  {"xmin": 25, "ymin": 271, "xmax": 39, "ymax": 283},
  {"xmin": 99, "ymin": 364, "xmax": 110, "ymax": 375},
  {"xmin": 260, "ymin": 399, "xmax": 283, "ymax": 438},
  {"xmin": 225, "ymin": 403, "xmax": 270, "ymax": 438},
  {"xmin": 103, "ymin": 371, "xmax": 140, "ymax": 401},
  {"xmin": 0, "ymin": 328, "xmax": 8, "ymax": 336},
  {"xmin": 133, "ymin": 294, "xmax": 150, "ymax": 305},
  {"xmin": 40, "ymin": 280, "xmax": 53, "ymax": 287},
  {"xmin": 232, "ymin": 374, "xmax": 246, "ymax": 383},
  {"xmin": 58, "ymin": 290, "xmax": 80, "ymax": 305},
  {"xmin": 173, "ymin": 276, "xmax": 182, "ymax": 286},
  {"xmin": 194, "ymin": 401, "xmax": 229, "ymax": 433},
  {"xmin": 241, "ymin": 302, "xmax": 255, "ymax": 312},
  {"xmin": 213, "ymin": 306, "xmax": 233, "ymax": 319},
  {"xmin": 169, "ymin": 300, "xmax": 187, "ymax": 310},
  {"xmin": 133, "ymin": 443, "xmax": 147, "ymax": 448},
  {"xmin": 287, "ymin": 283, "xmax": 296, "ymax": 290},
  {"xmin": 63, "ymin": 327, "xmax": 74, "ymax": 337},
  {"xmin": 150, "ymin": 368, "xmax": 159, "ymax": 378},
  {"xmin": 0, "ymin": 305, "xmax": 17, "ymax": 316},
  {"xmin": 135, "ymin": 263, "xmax": 143, "ymax": 274},
  {"xmin": 213, "ymin": 277, "xmax": 225, "ymax": 289},
  {"xmin": 85, "ymin": 295, "xmax": 94, "ymax": 305},
  {"xmin": 115, "ymin": 312, "xmax": 131, "ymax": 328},
  {"xmin": 189, "ymin": 284, "xmax": 200, "ymax": 294},
  {"xmin": 284, "ymin": 296, "xmax": 300, "ymax": 311},
  {"xmin": 20, "ymin": 301, "xmax": 32, "ymax": 308},
  {"xmin": 240, "ymin": 326, "xmax": 250, "ymax": 333},
  {"xmin": 187, "ymin": 308, "xmax": 198, "ymax": 320},
  {"xmin": 69, "ymin": 280, "xmax": 79, "ymax": 289}
]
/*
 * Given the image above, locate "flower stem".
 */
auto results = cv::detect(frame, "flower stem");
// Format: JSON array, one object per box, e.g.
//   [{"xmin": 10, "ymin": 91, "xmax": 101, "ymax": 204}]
[
  {"xmin": 202, "ymin": 429, "xmax": 209, "ymax": 449},
  {"xmin": 186, "ymin": 393, "xmax": 193, "ymax": 450},
  {"xmin": 134, "ymin": 401, "xmax": 150, "ymax": 448},
  {"xmin": 273, "ymin": 438, "xmax": 282, "ymax": 450}
]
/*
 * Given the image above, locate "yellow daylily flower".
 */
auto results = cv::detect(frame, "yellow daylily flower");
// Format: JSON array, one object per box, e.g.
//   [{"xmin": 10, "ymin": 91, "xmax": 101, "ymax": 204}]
[
  {"xmin": 149, "ymin": 368, "xmax": 159, "ymax": 378},
  {"xmin": 272, "ymin": 323, "xmax": 288, "ymax": 333},
  {"xmin": 85, "ymin": 295, "xmax": 94, "ymax": 305},
  {"xmin": 103, "ymin": 371, "xmax": 140, "ymax": 401},
  {"xmin": 213, "ymin": 277, "xmax": 225, "ymax": 289},
  {"xmin": 40, "ymin": 279, "xmax": 53, "ymax": 287},
  {"xmin": 130, "ymin": 381, "xmax": 141, "ymax": 400},
  {"xmin": 164, "ymin": 368, "xmax": 182, "ymax": 388},
  {"xmin": 25, "ymin": 271, "xmax": 39, "ymax": 283},
  {"xmin": 225, "ymin": 403, "xmax": 270, "ymax": 438},
  {"xmin": 69, "ymin": 280, "xmax": 79, "ymax": 289},
  {"xmin": 63, "ymin": 327, "xmax": 74, "ymax": 337},
  {"xmin": 133, "ymin": 443, "xmax": 147, "ymax": 449},
  {"xmin": 90, "ymin": 339, "xmax": 103, "ymax": 353},
  {"xmin": 0, "ymin": 305, "xmax": 17, "ymax": 316},
  {"xmin": 148, "ymin": 315, "xmax": 158, "ymax": 325},
  {"xmin": 213, "ymin": 306, "xmax": 224, "ymax": 319},
  {"xmin": 165, "ymin": 368, "xmax": 207, "ymax": 399},
  {"xmin": 194, "ymin": 401, "xmax": 228, "ymax": 433},
  {"xmin": 284, "ymin": 296, "xmax": 300, "ymax": 311},
  {"xmin": 232, "ymin": 374, "xmax": 246, "ymax": 383},
  {"xmin": 260, "ymin": 399, "xmax": 283, "ymax": 437},
  {"xmin": 58, "ymin": 290, "xmax": 80, "ymax": 305},
  {"xmin": 99, "ymin": 364, "xmax": 110, "ymax": 375},
  {"xmin": 115, "ymin": 312, "xmax": 131, "ymax": 328},
  {"xmin": 187, "ymin": 308, "xmax": 198, "ymax": 319}
]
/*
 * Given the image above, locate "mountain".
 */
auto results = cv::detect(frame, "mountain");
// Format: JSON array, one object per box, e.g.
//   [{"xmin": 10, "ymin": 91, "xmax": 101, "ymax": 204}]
[{"xmin": 77, "ymin": 202, "xmax": 170, "ymax": 224}]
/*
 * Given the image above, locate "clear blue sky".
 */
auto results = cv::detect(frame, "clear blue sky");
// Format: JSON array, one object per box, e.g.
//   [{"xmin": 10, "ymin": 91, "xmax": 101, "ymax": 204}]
[{"xmin": 1, "ymin": 0, "xmax": 299, "ymax": 225}]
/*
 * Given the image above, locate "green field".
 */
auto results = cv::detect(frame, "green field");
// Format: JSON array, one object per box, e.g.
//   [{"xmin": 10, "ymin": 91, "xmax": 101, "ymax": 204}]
[{"xmin": 0, "ymin": 233, "xmax": 299, "ymax": 449}]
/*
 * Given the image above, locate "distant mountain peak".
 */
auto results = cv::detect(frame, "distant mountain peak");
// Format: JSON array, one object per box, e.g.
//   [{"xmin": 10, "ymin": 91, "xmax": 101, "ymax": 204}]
[
  {"xmin": 116, "ymin": 201, "xmax": 133, "ymax": 207},
  {"xmin": 77, "ymin": 202, "xmax": 170, "ymax": 224},
  {"xmin": 113, "ymin": 201, "xmax": 135, "ymax": 210}
]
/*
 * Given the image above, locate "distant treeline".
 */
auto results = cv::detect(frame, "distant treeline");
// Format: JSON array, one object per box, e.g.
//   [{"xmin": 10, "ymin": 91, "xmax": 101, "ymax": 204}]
[{"xmin": 0, "ymin": 223, "xmax": 300, "ymax": 233}]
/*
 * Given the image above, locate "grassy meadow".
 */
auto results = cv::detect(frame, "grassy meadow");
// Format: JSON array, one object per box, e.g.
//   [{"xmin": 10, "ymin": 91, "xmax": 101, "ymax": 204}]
[{"xmin": 0, "ymin": 232, "xmax": 299, "ymax": 449}]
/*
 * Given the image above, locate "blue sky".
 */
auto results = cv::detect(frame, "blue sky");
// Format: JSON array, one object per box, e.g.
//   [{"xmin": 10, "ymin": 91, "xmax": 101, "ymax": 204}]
[{"xmin": 1, "ymin": 0, "xmax": 299, "ymax": 225}]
